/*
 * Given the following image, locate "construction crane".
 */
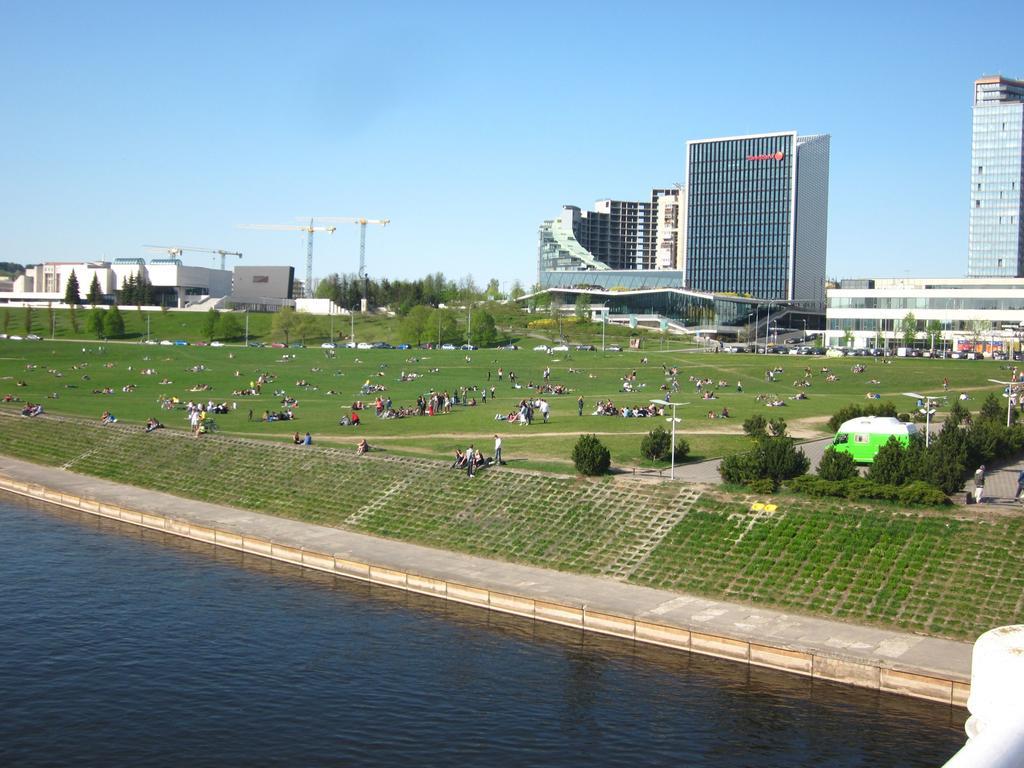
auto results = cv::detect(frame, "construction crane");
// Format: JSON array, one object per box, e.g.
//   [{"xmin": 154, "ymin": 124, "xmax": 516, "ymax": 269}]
[
  {"xmin": 237, "ymin": 219, "xmax": 337, "ymax": 298},
  {"xmin": 315, "ymin": 217, "xmax": 390, "ymax": 312},
  {"xmin": 143, "ymin": 245, "xmax": 243, "ymax": 271}
]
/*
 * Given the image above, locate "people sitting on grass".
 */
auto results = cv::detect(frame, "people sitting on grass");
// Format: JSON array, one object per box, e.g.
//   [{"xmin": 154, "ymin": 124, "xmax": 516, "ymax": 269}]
[
  {"xmin": 100, "ymin": 410, "xmax": 117, "ymax": 424},
  {"xmin": 356, "ymin": 438, "xmax": 369, "ymax": 455},
  {"xmin": 452, "ymin": 449, "xmax": 466, "ymax": 469},
  {"xmin": 145, "ymin": 417, "xmax": 163, "ymax": 432},
  {"xmin": 21, "ymin": 402, "xmax": 43, "ymax": 417}
]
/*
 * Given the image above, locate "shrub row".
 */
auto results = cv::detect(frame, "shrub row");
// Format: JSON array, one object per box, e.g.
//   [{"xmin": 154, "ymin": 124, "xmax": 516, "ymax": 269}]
[{"xmin": 787, "ymin": 476, "xmax": 949, "ymax": 507}]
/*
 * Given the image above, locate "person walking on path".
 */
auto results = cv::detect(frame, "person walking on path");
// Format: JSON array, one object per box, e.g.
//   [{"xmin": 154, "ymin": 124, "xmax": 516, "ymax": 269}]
[
  {"xmin": 1015, "ymin": 469, "xmax": 1024, "ymax": 502},
  {"xmin": 539, "ymin": 399, "xmax": 550, "ymax": 423},
  {"xmin": 577, "ymin": 395, "xmax": 584, "ymax": 416},
  {"xmin": 974, "ymin": 464, "xmax": 986, "ymax": 503},
  {"xmin": 466, "ymin": 444, "xmax": 476, "ymax": 477},
  {"xmin": 494, "ymin": 434, "xmax": 503, "ymax": 465}
]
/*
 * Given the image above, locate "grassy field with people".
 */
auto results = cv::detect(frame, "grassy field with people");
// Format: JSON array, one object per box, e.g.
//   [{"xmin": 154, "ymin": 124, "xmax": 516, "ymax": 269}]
[{"xmin": 0, "ymin": 335, "xmax": 1016, "ymax": 471}]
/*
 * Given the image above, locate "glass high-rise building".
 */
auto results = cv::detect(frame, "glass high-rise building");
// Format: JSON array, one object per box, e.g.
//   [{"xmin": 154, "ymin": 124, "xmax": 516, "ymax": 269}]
[
  {"xmin": 968, "ymin": 76, "xmax": 1024, "ymax": 278},
  {"xmin": 684, "ymin": 132, "xmax": 829, "ymax": 304}
]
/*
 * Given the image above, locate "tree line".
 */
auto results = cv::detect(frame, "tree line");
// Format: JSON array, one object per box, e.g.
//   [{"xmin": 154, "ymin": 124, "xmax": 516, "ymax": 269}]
[{"xmin": 315, "ymin": 272, "xmax": 525, "ymax": 314}]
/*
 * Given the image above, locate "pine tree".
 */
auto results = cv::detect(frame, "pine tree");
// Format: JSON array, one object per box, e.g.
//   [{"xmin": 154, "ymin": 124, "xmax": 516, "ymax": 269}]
[
  {"xmin": 103, "ymin": 305, "xmax": 125, "ymax": 337},
  {"xmin": 88, "ymin": 274, "xmax": 103, "ymax": 305},
  {"xmin": 63, "ymin": 269, "xmax": 82, "ymax": 305}
]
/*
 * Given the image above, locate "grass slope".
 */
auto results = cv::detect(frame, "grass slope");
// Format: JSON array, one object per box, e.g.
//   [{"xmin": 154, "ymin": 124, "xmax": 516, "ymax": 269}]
[{"xmin": 1, "ymin": 411, "xmax": 1021, "ymax": 641}]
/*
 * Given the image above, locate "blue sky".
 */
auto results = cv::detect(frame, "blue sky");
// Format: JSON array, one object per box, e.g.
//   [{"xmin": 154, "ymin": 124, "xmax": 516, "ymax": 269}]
[{"xmin": 1, "ymin": 1, "xmax": 1021, "ymax": 290}]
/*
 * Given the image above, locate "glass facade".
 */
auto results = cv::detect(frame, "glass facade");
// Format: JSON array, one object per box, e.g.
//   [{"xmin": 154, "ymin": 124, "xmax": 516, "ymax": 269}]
[
  {"xmin": 540, "ymin": 269, "xmax": 684, "ymax": 291},
  {"xmin": 686, "ymin": 134, "xmax": 795, "ymax": 300},
  {"xmin": 968, "ymin": 77, "xmax": 1024, "ymax": 277}
]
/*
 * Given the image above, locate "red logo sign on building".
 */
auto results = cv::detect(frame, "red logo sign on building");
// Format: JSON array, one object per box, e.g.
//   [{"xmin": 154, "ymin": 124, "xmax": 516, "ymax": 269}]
[{"xmin": 746, "ymin": 151, "xmax": 785, "ymax": 161}]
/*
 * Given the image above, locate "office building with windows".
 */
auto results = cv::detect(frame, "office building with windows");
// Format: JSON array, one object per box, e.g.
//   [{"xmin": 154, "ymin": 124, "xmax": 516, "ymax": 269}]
[
  {"xmin": 968, "ymin": 75, "xmax": 1024, "ymax": 278},
  {"xmin": 684, "ymin": 132, "xmax": 829, "ymax": 305}
]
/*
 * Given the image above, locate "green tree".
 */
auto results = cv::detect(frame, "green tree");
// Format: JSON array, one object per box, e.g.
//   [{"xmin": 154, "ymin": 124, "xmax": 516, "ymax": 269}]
[
  {"xmin": 86, "ymin": 307, "xmax": 105, "ymax": 338},
  {"xmin": 572, "ymin": 434, "xmax": 611, "ymax": 476},
  {"xmin": 23, "ymin": 306, "xmax": 33, "ymax": 334},
  {"xmin": 509, "ymin": 280, "xmax": 525, "ymax": 301},
  {"xmin": 868, "ymin": 436, "xmax": 909, "ymax": 485},
  {"xmin": 201, "ymin": 308, "xmax": 221, "ymax": 341},
  {"xmin": 574, "ymin": 293, "xmax": 590, "ymax": 321},
  {"xmin": 485, "ymin": 278, "xmax": 501, "ymax": 300},
  {"xmin": 742, "ymin": 414, "xmax": 768, "ymax": 439},
  {"xmin": 719, "ymin": 434, "xmax": 809, "ymax": 489},
  {"xmin": 640, "ymin": 426, "xmax": 689, "ymax": 462},
  {"xmin": 293, "ymin": 313, "xmax": 318, "ymax": 344},
  {"xmin": 431, "ymin": 307, "xmax": 460, "ymax": 345},
  {"xmin": 400, "ymin": 305, "xmax": 433, "ymax": 345},
  {"xmin": 900, "ymin": 312, "xmax": 918, "ymax": 348},
  {"xmin": 925, "ymin": 319, "xmax": 943, "ymax": 351},
  {"xmin": 470, "ymin": 308, "xmax": 498, "ymax": 347},
  {"xmin": 272, "ymin": 306, "xmax": 296, "ymax": 344},
  {"xmin": 63, "ymin": 270, "xmax": 81, "ymax": 305},
  {"xmin": 102, "ymin": 304, "xmax": 125, "ymax": 337},
  {"xmin": 979, "ymin": 392, "xmax": 1004, "ymax": 425},
  {"xmin": 816, "ymin": 447, "xmax": 859, "ymax": 481},
  {"xmin": 87, "ymin": 274, "xmax": 103, "ymax": 305},
  {"xmin": 217, "ymin": 313, "xmax": 243, "ymax": 341}
]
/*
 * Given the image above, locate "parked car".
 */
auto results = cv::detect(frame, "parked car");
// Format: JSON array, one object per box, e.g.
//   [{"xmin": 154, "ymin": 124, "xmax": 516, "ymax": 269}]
[
  {"xmin": 159, "ymin": 340, "xmax": 173, "ymax": 346},
  {"xmin": 495, "ymin": 344, "xmax": 519, "ymax": 350},
  {"xmin": 173, "ymin": 340, "xmax": 188, "ymax": 346},
  {"xmin": 26, "ymin": 334, "xmax": 42, "ymax": 341},
  {"xmin": 552, "ymin": 344, "xmax": 570, "ymax": 352},
  {"xmin": 532, "ymin": 344, "xmax": 550, "ymax": 352},
  {"xmin": 321, "ymin": 342, "xmax": 337, "ymax": 349},
  {"xmin": 370, "ymin": 342, "xmax": 391, "ymax": 349},
  {"xmin": 269, "ymin": 342, "xmax": 286, "ymax": 348},
  {"xmin": 8, "ymin": 335, "xmax": 24, "ymax": 341},
  {"xmin": 210, "ymin": 341, "xmax": 224, "ymax": 347},
  {"xmin": 606, "ymin": 345, "xmax": 623, "ymax": 352},
  {"xmin": 395, "ymin": 343, "xmax": 411, "ymax": 350},
  {"xmin": 440, "ymin": 343, "xmax": 457, "ymax": 350},
  {"xmin": 460, "ymin": 344, "xmax": 478, "ymax": 351},
  {"xmin": 356, "ymin": 342, "xmax": 373, "ymax": 350},
  {"xmin": 344, "ymin": 342, "xmax": 358, "ymax": 349},
  {"xmin": 289, "ymin": 343, "xmax": 305, "ymax": 348},
  {"xmin": 575, "ymin": 344, "xmax": 596, "ymax": 351}
]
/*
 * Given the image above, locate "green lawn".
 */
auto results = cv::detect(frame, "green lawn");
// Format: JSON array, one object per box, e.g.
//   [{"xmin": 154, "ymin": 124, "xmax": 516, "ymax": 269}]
[{"xmin": 0, "ymin": 334, "xmax": 1015, "ymax": 469}]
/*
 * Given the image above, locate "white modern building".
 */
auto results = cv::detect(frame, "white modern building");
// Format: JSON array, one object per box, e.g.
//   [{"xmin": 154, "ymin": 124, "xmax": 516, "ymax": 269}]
[
  {"xmin": 4, "ymin": 260, "xmax": 232, "ymax": 308},
  {"xmin": 826, "ymin": 277, "xmax": 1024, "ymax": 352}
]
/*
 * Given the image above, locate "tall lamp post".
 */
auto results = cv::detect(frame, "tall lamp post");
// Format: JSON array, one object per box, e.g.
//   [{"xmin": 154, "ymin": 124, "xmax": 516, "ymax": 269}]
[
  {"xmin": 650, "ymin": 399, "xmax": 688, "ymax": 480},
  {"xmin": 988, "ymin": 378, "xmax": 1019, "ymax": 428},
  {"xmin": 903, "ymin": 392, "xmax": 941, "ymax": 448}
]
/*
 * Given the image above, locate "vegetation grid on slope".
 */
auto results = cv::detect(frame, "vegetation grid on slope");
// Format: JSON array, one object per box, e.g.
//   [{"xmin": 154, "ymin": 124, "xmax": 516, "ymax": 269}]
[{"xmin": 2, "ymin": 411, "xmax": 1022, "ymax": 642}]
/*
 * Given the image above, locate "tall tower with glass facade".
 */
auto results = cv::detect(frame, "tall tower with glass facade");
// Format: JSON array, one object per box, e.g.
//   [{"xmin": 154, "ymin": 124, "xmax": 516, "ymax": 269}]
[
  {"xmin": 968, "ymin": 76, "xmax": 1024, "ymax": 278},
  {"xmin": 684, "ymin": 131, "xmax": 829, "ymax": 304}
]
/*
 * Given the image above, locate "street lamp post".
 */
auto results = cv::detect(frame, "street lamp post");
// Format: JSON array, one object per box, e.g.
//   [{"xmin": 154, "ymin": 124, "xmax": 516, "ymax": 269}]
[
  {"xmin": 244, "ymin": 311, "xmax": 249, "ymax": 346},
  {"xmin": 602, "ymin": 305, "xmax": 608, "ymax": 352},
  {"xmin": 988, "ymin": 378, "xmax": 1019, "ymax": 428},
  {"xmin": 903, "ymin": 392, "xmax": 941, "ymax": 448},
  {"xmin": 651, "ymin": 399, "xmax": 688, "ymax": 480}
]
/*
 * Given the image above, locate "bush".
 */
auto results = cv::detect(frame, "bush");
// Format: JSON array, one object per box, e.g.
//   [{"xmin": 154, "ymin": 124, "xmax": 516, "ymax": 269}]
[
  {"xmin": 572, "ymin": 434, "xmax": 611, "ymax": 476},
  {"xmin": 641, "ymin": 427, "xmax": 670, "ymax": 460},
  {"xmin": 897, "ymin": 481, "xmax": 949, "ymax": 507},
  {"xmin": 718, "ymin": 435, "xmax": 809, "ymax": 487},
  {"xmin": 817, "ymin": 447, "xmax": 859, "ymax": 481},
  {"xmin": 746, "ymin": 478, "xmax": 777, "ymax": 494},
  {"xmin": 868, "ymin": 436, "xmax": 910, "ymax": 486},
  {"xmin": 640, "ymin": 427, "xmax": 689, "ymax": 462},
  {"xmin": 742, "ymin": 414, "xmax": 767, "ymax": 439}
]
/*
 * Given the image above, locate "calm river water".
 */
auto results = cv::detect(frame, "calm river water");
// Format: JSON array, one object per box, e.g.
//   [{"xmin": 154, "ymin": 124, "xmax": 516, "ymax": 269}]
[{"xmin": 0, "ymin": 493, "xmax": 966, "ymax": 767}]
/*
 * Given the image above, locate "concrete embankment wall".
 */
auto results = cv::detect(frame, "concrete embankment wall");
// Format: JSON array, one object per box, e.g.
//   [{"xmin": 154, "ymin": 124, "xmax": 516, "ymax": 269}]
[{"xmin": 0, "ymin": 472, "xmax": 969, "ymax": 708}]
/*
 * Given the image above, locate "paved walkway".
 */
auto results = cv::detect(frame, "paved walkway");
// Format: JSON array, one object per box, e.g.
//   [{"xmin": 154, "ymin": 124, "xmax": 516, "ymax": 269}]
[
  {"xmin": 673, "ymin": 437, "xmax": 835, "ymax": 484},
  {"xmin": 0, "ymin": 454, "xmax": 972, "ymax": 694}
]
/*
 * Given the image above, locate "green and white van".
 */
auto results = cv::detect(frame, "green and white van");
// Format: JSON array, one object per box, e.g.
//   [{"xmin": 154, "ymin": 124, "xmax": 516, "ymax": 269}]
[{"xmin": 831, "ymin": 416, "xmax": 918, "ymax": 464}]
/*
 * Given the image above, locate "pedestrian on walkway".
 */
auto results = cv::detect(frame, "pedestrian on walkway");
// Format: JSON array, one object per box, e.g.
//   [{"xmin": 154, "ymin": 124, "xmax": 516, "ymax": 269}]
[
  {"xmin": 494, "ymin": 434, "xmax": 503, "ymax": 465},
  {"xmin": 1016, "ymin": 470, "xmax": 1024, "ymax": 502},
  {"xmin": 539, "ymin": 399, "xmax": 550, "ymax": 423},
  {"xmin": 466, "ymin": 444, "xmax": 476, "ymax": 477},
  {"xmin": 974, "ymin": 464, "xmax": 986, "ymax": 503},
  {"xmin": 577, "ymin": 395, "xmax": 584, "ymax": 416}
]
